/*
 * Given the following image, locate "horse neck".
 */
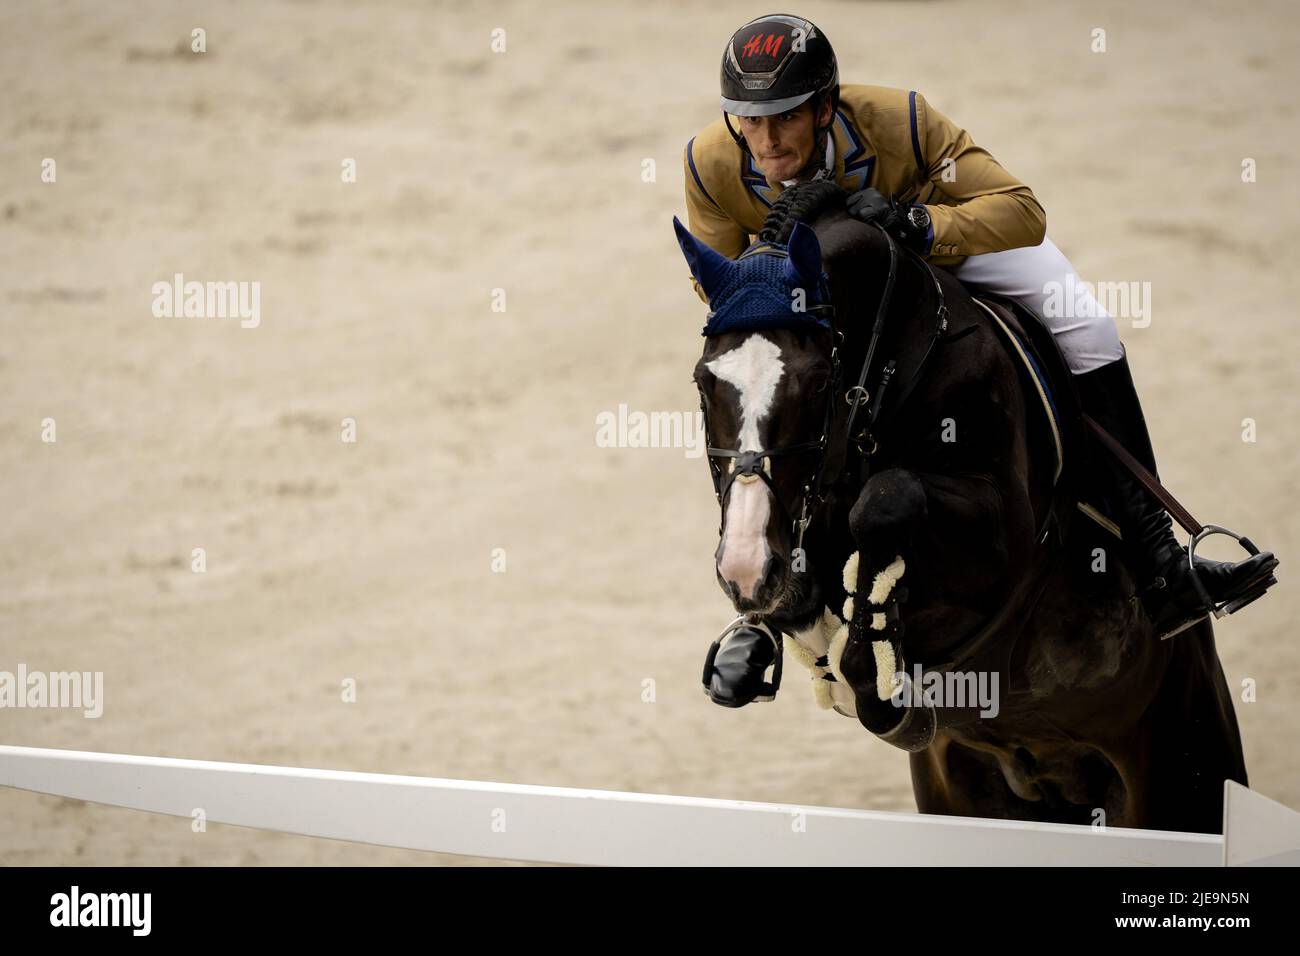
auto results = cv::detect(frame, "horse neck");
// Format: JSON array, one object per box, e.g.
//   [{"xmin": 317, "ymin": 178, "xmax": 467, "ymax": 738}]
[
  {"xmin": 808, "ymin": 234, "xmax": 946, "ymax": 560},
  {"xmin": 826, "ymin": 231, "xmax": 936, "ymax": 362}
]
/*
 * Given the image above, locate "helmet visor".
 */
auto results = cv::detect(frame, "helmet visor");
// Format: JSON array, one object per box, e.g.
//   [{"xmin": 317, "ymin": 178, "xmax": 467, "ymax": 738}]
[{"xmin": 720, "ymin": 89, "xmax": 816, "ymax": 117}]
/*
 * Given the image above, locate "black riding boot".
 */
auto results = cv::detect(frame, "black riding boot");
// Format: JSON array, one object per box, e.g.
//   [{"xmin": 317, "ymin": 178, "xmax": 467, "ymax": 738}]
[{"xmin": 1074, "ymin": 349, "xmax": 1278, "ymax": 639}]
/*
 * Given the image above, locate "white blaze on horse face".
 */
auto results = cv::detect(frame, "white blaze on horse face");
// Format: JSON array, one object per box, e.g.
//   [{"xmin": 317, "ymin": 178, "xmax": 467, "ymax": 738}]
[
  {"xmin": 706, "ymin": 335, "xmax": 784, "ymax": 453},
  {"xmin": 706, "ymin": 335, "xmax": 784, "ymax": 603}
]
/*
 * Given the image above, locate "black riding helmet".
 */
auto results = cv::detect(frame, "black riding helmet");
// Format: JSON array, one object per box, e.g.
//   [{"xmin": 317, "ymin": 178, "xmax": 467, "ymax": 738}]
[{"xmin": 720, "ymin": 14, "xmax": 839, "ymax": 161}]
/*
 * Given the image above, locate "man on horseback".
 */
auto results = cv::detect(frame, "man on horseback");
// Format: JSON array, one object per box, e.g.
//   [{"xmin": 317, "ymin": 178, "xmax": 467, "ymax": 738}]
[{"xmin": 684, "ymin": 13, "xmax": 1278, "ymax": 706}]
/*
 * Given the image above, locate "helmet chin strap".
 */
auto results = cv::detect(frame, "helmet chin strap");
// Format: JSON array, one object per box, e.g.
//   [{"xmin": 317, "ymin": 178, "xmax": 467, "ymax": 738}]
[
  {"xmin": 795, "ymin": 124, "xmax": 832, "ymax": 182},
  {"xmin": 723, "ymin": 112, "xmax": 751, "ymax": 156}
]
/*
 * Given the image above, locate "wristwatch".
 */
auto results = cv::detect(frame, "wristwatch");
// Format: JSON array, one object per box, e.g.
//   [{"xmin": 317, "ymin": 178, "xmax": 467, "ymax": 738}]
[{"xmin": 904, "ymin": 204, "xmax": 931, "ymax": 244}]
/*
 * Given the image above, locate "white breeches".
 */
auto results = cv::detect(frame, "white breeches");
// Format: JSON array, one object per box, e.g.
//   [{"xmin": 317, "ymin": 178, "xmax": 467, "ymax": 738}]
[{"xmin": 949, "ymin": 237, "xmax": 1124, "ymax": 374}]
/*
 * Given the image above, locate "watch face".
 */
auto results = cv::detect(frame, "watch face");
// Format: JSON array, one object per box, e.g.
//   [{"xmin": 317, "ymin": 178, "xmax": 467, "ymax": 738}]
[{"xmin": 908, "ymin": 206, "xmax": 929, "ymax": 230}]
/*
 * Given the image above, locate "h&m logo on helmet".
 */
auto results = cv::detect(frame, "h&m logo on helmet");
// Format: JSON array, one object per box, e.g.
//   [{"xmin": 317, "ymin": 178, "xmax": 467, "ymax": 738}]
[{"xmin": 741, "ymin": 32, "xmax": 787, "ymax": 63}]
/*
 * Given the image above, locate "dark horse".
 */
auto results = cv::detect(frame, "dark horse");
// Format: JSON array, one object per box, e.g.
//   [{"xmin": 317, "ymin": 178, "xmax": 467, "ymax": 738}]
[{"xmin": 678, "ymin": 181, "xmax": 1246, "ymax": 834}]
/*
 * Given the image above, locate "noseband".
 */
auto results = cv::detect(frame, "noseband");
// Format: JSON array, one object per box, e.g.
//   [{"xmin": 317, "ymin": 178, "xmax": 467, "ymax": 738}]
[{"xmin": 701, "ymin": 225, "xmax": 949, "ymax": 551}]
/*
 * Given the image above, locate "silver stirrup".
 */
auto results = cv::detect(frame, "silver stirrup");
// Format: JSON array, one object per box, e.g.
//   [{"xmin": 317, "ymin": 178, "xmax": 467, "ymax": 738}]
[{"xmin": 1186, "ymin": 524, "xmax": 1275, "ymax": 619}]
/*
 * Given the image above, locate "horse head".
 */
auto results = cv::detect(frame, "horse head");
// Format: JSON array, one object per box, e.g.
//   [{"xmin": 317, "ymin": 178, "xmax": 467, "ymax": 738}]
[{"xmin": 675, "ymin": 216, "xmax": 840, "ymax": 615}]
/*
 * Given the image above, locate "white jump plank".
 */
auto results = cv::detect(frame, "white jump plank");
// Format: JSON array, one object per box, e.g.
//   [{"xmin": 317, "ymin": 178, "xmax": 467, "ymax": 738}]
[
  {"xmin": 0, "ymin": 746, "xmax": 1224, "ymax": 866},
  {"xmin": 1223, "ymin": 780, "xmax": 1300, "ymax": 866}
]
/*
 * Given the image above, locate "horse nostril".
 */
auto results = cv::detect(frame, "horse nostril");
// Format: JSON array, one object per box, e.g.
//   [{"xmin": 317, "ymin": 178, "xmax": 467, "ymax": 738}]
[{"xmin": 761, "ymin": 555, "xmax": 785, "ymax": 596}]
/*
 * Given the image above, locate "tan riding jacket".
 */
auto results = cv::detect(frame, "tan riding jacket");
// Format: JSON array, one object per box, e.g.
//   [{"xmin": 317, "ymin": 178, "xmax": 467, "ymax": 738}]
[{"xmin": 682, "ymin": 84, "xmax": 1046, "ymax": 301}]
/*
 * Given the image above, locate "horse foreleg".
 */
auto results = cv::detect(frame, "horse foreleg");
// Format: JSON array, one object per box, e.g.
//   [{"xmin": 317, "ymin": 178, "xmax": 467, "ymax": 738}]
[{"xmin": 833, "ymin": 467, "xmax": 1014, "ymax": 749}]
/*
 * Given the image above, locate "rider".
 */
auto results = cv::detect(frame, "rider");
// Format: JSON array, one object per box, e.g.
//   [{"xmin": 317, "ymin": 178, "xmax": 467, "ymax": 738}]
[{"xmin": 684, "ymin": 14, "xmax": 1278, "ymax": 703}]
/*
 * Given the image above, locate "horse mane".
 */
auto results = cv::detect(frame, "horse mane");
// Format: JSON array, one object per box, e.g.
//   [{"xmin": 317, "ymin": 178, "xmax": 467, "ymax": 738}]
[{"xmin": 758, "ymin": 180, "xmax": 849, "ymax": 245}]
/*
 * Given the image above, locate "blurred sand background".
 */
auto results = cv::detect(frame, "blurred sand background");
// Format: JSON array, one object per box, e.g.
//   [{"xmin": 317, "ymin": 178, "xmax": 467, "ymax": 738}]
[{"xmin": 1, "ymin": 0, "xmax": 1297, "ymax": 864}]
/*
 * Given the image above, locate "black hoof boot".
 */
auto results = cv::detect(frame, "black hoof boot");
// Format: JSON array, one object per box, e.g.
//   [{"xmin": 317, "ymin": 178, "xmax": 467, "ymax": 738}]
[{"xmin": 702, "ymin": 619, "xmax": 783, "ymax": 708}]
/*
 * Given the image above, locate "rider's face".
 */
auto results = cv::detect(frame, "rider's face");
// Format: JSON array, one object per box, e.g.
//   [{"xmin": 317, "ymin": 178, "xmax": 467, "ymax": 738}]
[{"xmin": 737, "ymin": 98, "xmax": 830, "ymax": 182}]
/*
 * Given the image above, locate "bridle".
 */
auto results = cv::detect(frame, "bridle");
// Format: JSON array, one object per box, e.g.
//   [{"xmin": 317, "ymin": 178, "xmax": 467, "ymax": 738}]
[
  {"xmin": 700, "ymin": 224, "xmax": 950, "ymax": 552},
  {"xmin": 702, "ymin": 337, "xmax": 839, "ymax": 552}
]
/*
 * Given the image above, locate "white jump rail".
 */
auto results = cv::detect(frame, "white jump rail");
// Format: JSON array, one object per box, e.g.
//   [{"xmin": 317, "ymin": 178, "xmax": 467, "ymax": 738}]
[{"xmin": 1, "ymin": 746, "xmax": 1296, "ymax": 866}]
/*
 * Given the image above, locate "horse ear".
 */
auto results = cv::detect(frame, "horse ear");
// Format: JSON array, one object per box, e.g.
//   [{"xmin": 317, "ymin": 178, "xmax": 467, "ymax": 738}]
[
  {"xmin": 673, "ymin": 216, "xmax": 734, "ymax": 302},
  {"xmin": 783, "ymin": 221, "xmax": 824, "ymax": 290}
]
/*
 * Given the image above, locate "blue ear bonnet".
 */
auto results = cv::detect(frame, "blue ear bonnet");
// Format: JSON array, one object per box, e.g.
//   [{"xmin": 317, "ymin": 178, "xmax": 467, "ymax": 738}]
[
  {"xmin": 700, "ymin": 243, "xmax": 834, "ymax": 337},
  {"xmin": 672, "ymin": 216, "xmax": 834, "ymax": 338}
]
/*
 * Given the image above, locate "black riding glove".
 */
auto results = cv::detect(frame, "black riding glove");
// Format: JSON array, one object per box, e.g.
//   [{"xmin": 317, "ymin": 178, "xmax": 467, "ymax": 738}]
[{"xmin": 846, "ymin": 188, "xmax": 930, "ymax": 253}]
